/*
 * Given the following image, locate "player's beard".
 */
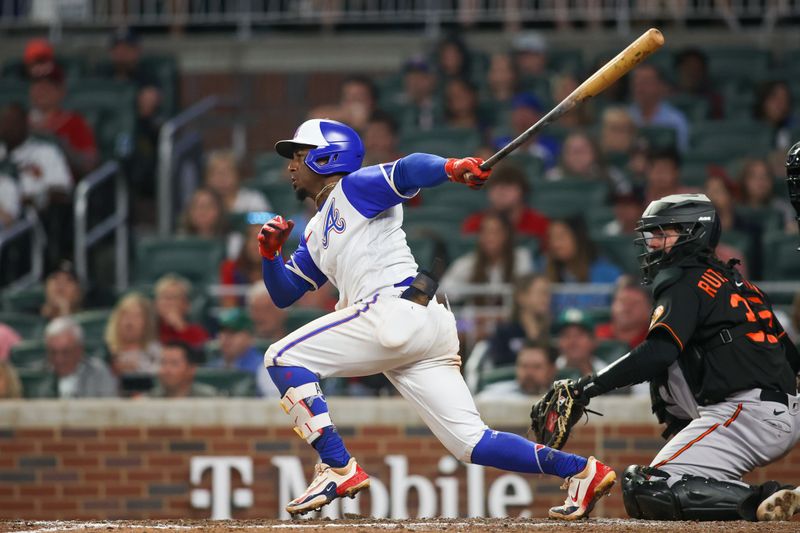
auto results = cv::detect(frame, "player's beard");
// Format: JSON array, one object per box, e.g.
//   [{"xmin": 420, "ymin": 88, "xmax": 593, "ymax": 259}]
[{"xmin": 295, "ymin": 187, "xmax": 309, "ymax": 201}]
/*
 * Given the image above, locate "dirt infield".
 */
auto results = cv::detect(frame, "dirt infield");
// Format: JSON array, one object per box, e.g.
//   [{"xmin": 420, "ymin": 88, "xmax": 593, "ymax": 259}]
[{"xmin": 3, "ymin": 518, "xmax": 800, "ymax": 533}]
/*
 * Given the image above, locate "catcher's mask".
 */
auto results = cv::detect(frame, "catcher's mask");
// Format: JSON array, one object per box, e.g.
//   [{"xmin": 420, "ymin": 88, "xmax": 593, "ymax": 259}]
[{"xmin": 634, "ymin": 193, "xmax": 720, "ymax": 284}]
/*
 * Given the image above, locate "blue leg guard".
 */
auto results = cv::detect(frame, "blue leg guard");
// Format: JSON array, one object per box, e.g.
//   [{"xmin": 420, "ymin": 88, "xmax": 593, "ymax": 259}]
[
  {"xmin": 268, "ymin": 366, "xmax": 351, "ymax": 468},
  {"xmin": 471, "ymin": 429, "xmax": 587, "ymax": 478}
]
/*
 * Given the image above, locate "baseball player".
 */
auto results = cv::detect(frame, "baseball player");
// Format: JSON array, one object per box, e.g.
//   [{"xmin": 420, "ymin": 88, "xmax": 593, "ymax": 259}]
[
  {"xmin": 259, "ymin": 118, "xmax": 615, "ymax": 519},
  {"xmin": 557, "ymin": 193, "xmax": 800, "ymax": 521}
]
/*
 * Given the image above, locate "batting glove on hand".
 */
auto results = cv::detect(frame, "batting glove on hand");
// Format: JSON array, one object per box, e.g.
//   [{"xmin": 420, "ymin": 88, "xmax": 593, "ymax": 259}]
[
  {"xmin": 258, "ymin": 216, "xmax": 295, "ymax": 260},
  {"xmin": 445, "ymin": 157, "xmax": 492, "ymax": 190}
]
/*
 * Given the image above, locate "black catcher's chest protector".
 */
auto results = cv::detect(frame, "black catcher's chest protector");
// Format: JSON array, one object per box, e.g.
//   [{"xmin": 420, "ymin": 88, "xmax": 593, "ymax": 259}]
[{"xmin": 647, "ymin": 258, "xmax": 795, "ymax": 405}]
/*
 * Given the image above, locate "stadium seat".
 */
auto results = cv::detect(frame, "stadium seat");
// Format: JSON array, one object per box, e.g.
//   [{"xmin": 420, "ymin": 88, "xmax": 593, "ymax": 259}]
[
  {"xmin": 595, "ymin": 339, "xmax": 629, "ymax": 365},
  {"xmin": 64, "ymin": 79, "xmax": 137, "ymax": 159},
  {"xmin": 0, "ymin": 312, "xmax": 44, "ymax": 339},
  {"xmin": 477, "ymin": 365, "xmax": 515, "ymax": 393},
  {"xmin": 707, "ymin": 48, "xmax": 770, "ymax": 85},
  {"xmin": 139, "ymin": 55, "xmax": 180, "ymax": 117},
  {"xmin": 446, "ymin": 234, "xmax": 478, "ymax": 263},
  {"xmin": 406, "ymin": 236, "xmax": 439, "ymax": 270},
  {"xmin": 249, "ymin": 181, "xmax": 303, "ymax": 214},
  {"xmin": 253, "ymin": 153, "xmax": 289, "ymax": 183},
  {"xmin": 719, "ymin": 229, "xmax": 753, "ymax": 266},
  {"xmin": 2, "ymin": 285, "xmax": 45, "ymax": 314},
  {"xmin": 734, "ymin": 206, "xmax": 784, "ymax": 234},
  {"xmin": 399, "ymin": 128, "xmax": 481, "ymax": 158},
  {"xmin": 690, "ymin": 121, "xmax": 772, "ymax": 159},
  {"xmin": 592, "ymin": 234, "xmax": 640, "ymax": 276},
  {"xmin": 17, "ymin": 368, "xmax": 56, "ymax": 398},
  {"xmin": 10, "ymin": 340, "xmax": 47, "ymax": 370},
  {"xmin": 548, "ymin": 48, "xmax": 584, "ymax": 75},
  {"xmin": 531, "ymin": 180, "xmax": 609, "ymax": 219},
  {"xmin": 639, "ymin": 126, "xmax": 677, "ymax": 150},
  {"xmin": 419, "ymin": 185, "xmax": 488, "ymax": 213},
  {"xmin": 762, "ymin": 232, "xmax": 800, "ymax": 280},
  {"xmin": 0, "ymin": 78, "xmax": 28, "ymax": 108},
  {"xmin": 668, "ymin": 94, "xmax": 710, "ymax": 123},
  {"xmin": 133, "ymin": 237, "xmax": 225, "ymax": 286},
  {"xmin": 71, "ymin": 310, "xmax": 111, "ymax": 344},
  {"xmin": 193, "ymin": 368, "xmax": 257, "ymax": 397},
  {"xmin": 285, "ymin": 308, "xmax": 327, "ymax": 334}
]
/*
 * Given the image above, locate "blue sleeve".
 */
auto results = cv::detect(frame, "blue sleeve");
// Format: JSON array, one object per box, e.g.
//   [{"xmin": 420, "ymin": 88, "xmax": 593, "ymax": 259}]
[
  {"xmin": 341, "ymin": 153, "xmax": 448, "ymax": 218},
  {"xmin": 261, "ymin": 239, "xmax": 328, "ymax": 308},
  {"xmin": 261, "ymin": 257, "xmax": 309, "ymax": 309}
]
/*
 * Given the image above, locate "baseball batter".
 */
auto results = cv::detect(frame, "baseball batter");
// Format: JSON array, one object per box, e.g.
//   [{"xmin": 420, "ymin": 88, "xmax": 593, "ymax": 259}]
[
  {"xmin": 258, "ymin": 119, "xmax": 615, "ymax": 519},
  {"xmin": 559, "ymin": 193, "xmax": 800, "ymax": 521}
]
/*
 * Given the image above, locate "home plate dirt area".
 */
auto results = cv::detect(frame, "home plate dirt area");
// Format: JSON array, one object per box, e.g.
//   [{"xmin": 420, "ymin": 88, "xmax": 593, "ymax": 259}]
[{"xmin": 2, "ymin": 518, "xmax": 800, "ymax": 533}]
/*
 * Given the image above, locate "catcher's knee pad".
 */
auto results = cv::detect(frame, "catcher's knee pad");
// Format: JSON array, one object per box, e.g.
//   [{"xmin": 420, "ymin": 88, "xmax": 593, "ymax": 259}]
[
  {"xmin": 280, "ymin": 382, "xmax": 331, "ymax": 444},
  {"xmin": 622, "ymin": 465, "xmax": 755, "ymax": 521}
]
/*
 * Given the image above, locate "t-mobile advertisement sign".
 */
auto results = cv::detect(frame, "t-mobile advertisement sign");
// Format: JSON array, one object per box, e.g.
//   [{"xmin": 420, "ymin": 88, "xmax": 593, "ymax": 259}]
[{"xmin": 190, "ymin": 455, "xmax": 534, "ymax": 520}]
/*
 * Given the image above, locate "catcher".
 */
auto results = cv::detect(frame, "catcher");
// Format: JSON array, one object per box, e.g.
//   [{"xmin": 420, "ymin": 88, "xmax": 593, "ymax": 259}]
[{"xmin": 531, "ymin": 193, "xmax": 800, "ymax": 522}]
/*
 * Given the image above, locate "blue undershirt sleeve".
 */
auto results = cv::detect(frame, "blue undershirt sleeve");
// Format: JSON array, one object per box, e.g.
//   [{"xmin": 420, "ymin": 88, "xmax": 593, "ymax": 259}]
[
  {"xmin": 392, "ymin": 152, "xmax": 449, "ymax": 193},
  {"xmin": 261, "ymin": 257, "xmax": 312, "ymax": 309}
]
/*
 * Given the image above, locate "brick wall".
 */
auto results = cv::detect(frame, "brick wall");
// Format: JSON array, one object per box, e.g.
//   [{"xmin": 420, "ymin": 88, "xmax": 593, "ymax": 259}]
[{"xmin": 2, "ymin": 407, "xmax": 799, "ymax": 520}]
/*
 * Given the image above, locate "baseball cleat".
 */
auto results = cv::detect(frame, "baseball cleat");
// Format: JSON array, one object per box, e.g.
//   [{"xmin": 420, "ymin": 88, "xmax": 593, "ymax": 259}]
[
  {"xmin": 549, "ymin": 456, "xmax": 616, "ymax": 521},
  {"xmin": 285, "ymin": 457, "xmax": 370, "ymax": 517},
  {"xmin": 757, "ymin": 487, "xmax": 800, "ymax": 521}
]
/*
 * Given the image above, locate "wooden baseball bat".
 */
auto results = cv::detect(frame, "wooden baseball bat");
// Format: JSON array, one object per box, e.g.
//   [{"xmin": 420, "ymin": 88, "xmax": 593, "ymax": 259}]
[{"xmin": 480, "ymin": 28, "xmax": 665, "ymax": 170}]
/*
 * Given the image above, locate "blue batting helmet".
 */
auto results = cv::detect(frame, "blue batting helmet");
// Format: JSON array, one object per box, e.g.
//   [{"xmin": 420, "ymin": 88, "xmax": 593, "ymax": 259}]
[{"xmin": 275, "ymin": 119, "xmax": 364, "ymax": 175}]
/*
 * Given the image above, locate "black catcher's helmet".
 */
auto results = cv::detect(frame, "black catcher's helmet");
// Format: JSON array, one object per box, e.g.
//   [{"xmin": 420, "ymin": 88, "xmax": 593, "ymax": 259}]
[
  {"xmin": 786, "ymin": 141, "xmax": 800, "ymax": 242},
  {"xmin": 634, "ymin": 194, "xmax": 721, "ymax": 284}
]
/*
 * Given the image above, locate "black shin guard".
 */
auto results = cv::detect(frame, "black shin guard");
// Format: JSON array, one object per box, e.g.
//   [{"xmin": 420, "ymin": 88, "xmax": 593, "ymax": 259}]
[{"xmin": 622, "ymin": 465, "xmax": 757, "ymax": 521}]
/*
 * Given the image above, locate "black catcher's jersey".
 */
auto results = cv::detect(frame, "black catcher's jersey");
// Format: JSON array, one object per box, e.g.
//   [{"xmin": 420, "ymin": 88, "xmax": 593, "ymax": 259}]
[{"xmin": 647, "ymin": 257, "xmax": 795, "ymax": 404}]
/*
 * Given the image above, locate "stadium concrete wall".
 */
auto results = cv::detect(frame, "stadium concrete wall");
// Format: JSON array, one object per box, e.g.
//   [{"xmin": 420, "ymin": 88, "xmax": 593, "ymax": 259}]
[{"xmin": 1, "ymin": 397, "xmax": 798, "ymax": 520}]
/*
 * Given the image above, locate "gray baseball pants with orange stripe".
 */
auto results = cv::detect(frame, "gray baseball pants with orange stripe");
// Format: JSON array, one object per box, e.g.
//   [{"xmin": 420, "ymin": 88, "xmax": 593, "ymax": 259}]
[{"xmin": 651, "ymin": 389, "xmax": 800, "ymax": 484}]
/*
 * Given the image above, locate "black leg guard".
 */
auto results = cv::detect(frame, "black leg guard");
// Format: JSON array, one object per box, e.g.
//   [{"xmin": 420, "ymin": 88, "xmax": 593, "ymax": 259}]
[{"xmin": 622, "ymin": 465, "xmax": 758, "ymax": 521}]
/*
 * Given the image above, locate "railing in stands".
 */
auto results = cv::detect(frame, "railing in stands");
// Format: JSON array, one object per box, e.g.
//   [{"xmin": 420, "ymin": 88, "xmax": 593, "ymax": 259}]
[
  {"xmin": 157, "ymin": 95, "xmax": 218, "ymax": 237},
  {"xmin": 73, "ymin": 160, "xmax": 129, "ymax": 292},
  {"xmin": 157, "ymin": 95, "xmax": 246, "ymax": 237},
  {"xmin": 0, "ymin": 208, "xmax": 45, "ymax": 292},
  {"xmin": 1, "ymin": 1, "xmax": 799, "ymax": 37}
]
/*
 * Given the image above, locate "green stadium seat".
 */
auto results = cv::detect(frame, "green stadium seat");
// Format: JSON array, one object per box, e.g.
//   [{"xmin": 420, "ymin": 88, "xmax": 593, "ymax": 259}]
[
  {"xmin": 193, "ymin": 368, "xmax": 256, "ymax": 397},
  {"xmin": 639, "ymin": 126, "xmax": 678, "ymax": 150},
  {"xmin": 690, "ymin": 121, "xmax": 772, "ymax": 159},
  {"xmin": 734, "ymin": 206, "xmax": 784, "ymax": 234},
  {"xmin": 0, "ymin": 78, "xmax": 28, "ymax": 108},
  {"xmin": 253, "ymin": 153, "xmax": 289, "ymax": 183},
  {"xmin": 707, "ymin": 48, "xmax": 770, "ymax": 85},
  {"xmin": 586, "ymin": 206, "xmax": 615, "ymax": 234},
  {"xmin": 531, "ymin": 180, "xmax": 609, "ymax": 219},
  {"xmin": 405, "ymin": 204, "xmax": 474, "ymax": 227},
  {"xmin": 0, "ymin": 312, "xmax": 44, "ymax": 339},
  {"xmin": 134, "ymin": 237, "xmax": 225, "ymax": 286},
  {"xmin": 399, "ymin": 128, "xmax": 481, "ymax": 158},
  {"xmin": 139, "ymin": 55, "xmax": 180, "ymax": 117},
  {"xmin": 681, "ymin": 161, "xmax": 711, "ymax": 188},
  {"xmin": 420, "ymin": 185, "xmax": 488, "ymax": 213},
  {"xmin": 406, "ymin": 236, "xmax": 438, "ymax": 270},
  {"xmin": 592, "ymin": 234, "xmax": 640, "ymax": 276},
  {"xmin": 17, "ymin": 368, "xmax": 56, "ymax": 398},
  {"xmin": 285, "ymin": 308, "xmax": 327, "ymax": 334},
  {"xmin": 446, "ymin": 234, "xmax": 478, "ymax": 263},
  {"xmin": 249, "ymin": 181, "xmax": 303, "ymax": 215},
  {"xmin": 668, "ymin": 94, "xmax": 710, "ymax": 123},
  {"xmin": 10, "ymin": 340, "xmax": 47, "ymax": 370},
  {"xmin": 548, "ymin": 48, "xmax": 584, "ymax": 75},
  {"xmin": 2, "ymin": 285, "xmax": 45, "ymax": 314},
  {"xmin": 595, "ymin": 339, "xmax": 629, "ymax": 364},
  {"xmin": 719, "ymin": 229, "xmax": 753, "ymax": 265},
  {"xmin": 71, "ymin": 309, "xmax": 111, "ymax": 344},
  {"xmin": 64, "ymin": 79, "xmax": 137, "ymax": 160},
  {"xmin": 555, "ymin": 367, "xmax": 582, "ymax": 381},
  {"xmin": 762, "ymin": 232, "xmax": 800, "ymax": 280},
  {"xmin": 478, "ymin": 365, "xmax": 515, "ymax": 392}
]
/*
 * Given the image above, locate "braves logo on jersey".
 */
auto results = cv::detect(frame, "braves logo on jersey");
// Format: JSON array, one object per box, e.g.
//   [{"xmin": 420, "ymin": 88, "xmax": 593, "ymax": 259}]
[{"xmin": 322, "ymin": 198, "xmax": 346, "ymax": 249}]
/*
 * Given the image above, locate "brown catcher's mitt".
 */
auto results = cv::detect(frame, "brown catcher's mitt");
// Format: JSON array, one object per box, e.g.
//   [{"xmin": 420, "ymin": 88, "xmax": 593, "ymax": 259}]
[{"xmin": 529, "ymin": 379, "xmax": 587, "ymax": 450}]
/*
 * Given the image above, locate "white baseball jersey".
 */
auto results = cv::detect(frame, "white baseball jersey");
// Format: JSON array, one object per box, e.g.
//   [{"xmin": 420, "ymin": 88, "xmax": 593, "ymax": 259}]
[{"xmin": 285, "ymin": 161, "xmax": 420, "ymax": 310}]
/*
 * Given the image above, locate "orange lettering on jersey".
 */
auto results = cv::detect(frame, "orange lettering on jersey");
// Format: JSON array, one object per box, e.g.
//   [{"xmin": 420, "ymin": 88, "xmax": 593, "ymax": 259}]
[
  {"xmin": 697, "ymin": 280, "xmax": 717, "ymax": 298},
  {"xmin": 697, "ymin": 268, "xmax": 730, "ymax": 298}
]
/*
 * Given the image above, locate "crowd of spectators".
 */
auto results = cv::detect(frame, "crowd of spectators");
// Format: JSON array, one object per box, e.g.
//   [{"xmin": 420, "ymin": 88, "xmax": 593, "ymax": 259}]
[{"xmin": 2, "ymin": 29, "xmax": 800, "ymax": 401}]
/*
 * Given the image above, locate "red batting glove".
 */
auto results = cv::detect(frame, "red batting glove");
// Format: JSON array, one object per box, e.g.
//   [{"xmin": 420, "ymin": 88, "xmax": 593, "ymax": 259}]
[
  {"xmin": 258, "ymin": 216, "xmax": 295, "ymax": 260},
  {"xmin": 445, "ymin": 157, "xmax": 492, "ymax": 190}
]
